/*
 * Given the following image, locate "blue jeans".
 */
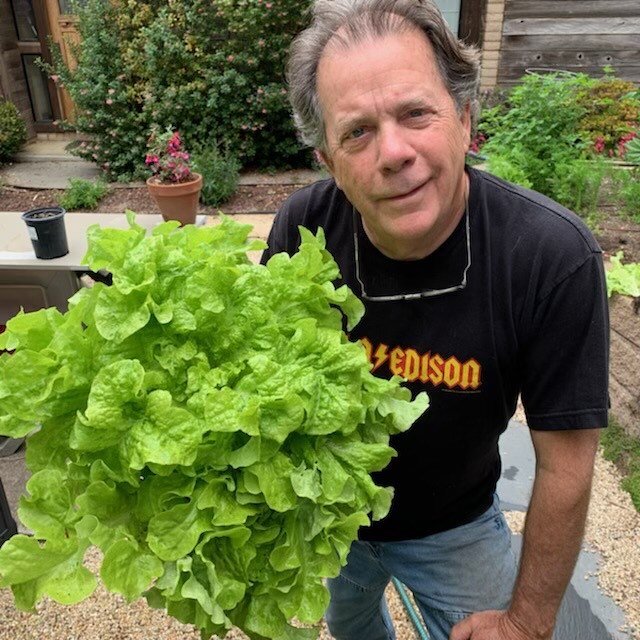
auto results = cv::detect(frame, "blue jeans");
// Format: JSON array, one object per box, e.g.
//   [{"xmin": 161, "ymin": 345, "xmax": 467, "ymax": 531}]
[{"xmin": 325, "ymin": 495, "xmax": 517, "ymax": 640}]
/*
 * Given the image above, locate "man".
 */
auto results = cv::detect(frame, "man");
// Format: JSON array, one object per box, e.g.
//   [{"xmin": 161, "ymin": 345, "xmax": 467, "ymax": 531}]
[{"xmin": 261, "ymin": 1, "xmax": 609, "ymax": 638}]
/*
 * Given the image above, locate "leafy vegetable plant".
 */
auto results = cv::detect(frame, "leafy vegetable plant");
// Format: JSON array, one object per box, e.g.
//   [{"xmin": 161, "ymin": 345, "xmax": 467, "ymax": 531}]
[
  {"xmin": 0, "ymin": 214, "xmax": 428, "ymax": 640},
  {"xmin": 606, "ymin": 251, "xmax": 640, "ymax": 298},
  {"xmin": 59, "ymin": 178, "xmax": 109, "ymax": 211}
]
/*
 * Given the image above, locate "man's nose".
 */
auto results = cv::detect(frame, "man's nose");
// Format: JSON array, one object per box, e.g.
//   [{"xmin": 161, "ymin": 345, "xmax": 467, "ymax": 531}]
[{"xmin": 377, "ymin": 123, "xmax": 416, "ymax": 174}]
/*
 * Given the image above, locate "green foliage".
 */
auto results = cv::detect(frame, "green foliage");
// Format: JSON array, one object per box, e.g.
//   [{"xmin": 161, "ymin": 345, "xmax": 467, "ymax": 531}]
[
  {"xmin": 481, "ymin": 72, "xmax": 590, "ymax": 198},
  {"xmin": 485, "ymin": 151, "xmax": 532, "ymax": 189},
  {"xmin": 45, "ymin": 0, "xmax": 313, "ymax": 181},
  {"xmin": 611, "ymin": 168, "xmax": 640, "ymax": 222},
  {"xmin": 192, "ymin": 143, "xmax": 241, "ymax": 207},
  {"xmin": 0, "ymin": 214, "xmax": 428, "ymax": 639},
  {"xmin": 576, "ymin": 76, "xmax": 640, "ymax": 156},
  {"xmin": 59, "ymin": 178, "xmax": 109, "ymax": 211},
  {"xmin": 479, "ymin": 71, "xmax": 640, "ymax": 221},
  {"xmin": 600, "ymin": 416, "xmax": 640, "ymax": 512},
  {"xmin": 606, "ymin": 252, "xmax": 640, "ymax": 298},
  {"xmin": 0, "ymin": 99, "xmax": 27, "ymax": 163},
  {"xmin": 621, "ymin": 171, "xmax": 640, "ymax": 222},
  {"xmin": 624, "ymin": 135, "xmax": 640, "ymax": 166},
  {"xmin": 551, "ymin": 157, "xmax": 607, "ymax": 220},
  {"xmin": 475, "ymin": 87, "xmax": 509, "ymax": 137}
]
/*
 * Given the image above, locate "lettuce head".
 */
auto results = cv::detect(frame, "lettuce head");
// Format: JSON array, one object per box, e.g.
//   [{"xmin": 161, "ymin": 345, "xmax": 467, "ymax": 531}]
[{"xmin": 0, "ymin": 213, "xmax": 428, "ymax": 639}]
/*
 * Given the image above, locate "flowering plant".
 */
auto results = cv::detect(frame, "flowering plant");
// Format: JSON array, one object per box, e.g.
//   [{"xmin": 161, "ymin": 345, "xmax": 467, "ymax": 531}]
[{"xmin": 145, "ymin": 127, "xmax": 194, "ymax": 183}]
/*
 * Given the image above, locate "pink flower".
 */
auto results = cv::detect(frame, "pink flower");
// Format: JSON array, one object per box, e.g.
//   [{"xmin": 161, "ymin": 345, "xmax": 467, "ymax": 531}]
[
  {"xmin": 227, "ymin": 55, "xmax": 235, "ymax": 63},
  {"xmin": 616, "ymin": 131, "xmax": 637, "ymax": 158},
  {"xmin": 105, "ymin": 98, "xmax": 113, "ymax": 105},
  {"xmin": 146, "ymin": 128, "xmax": 193, "ymax": 184},
  {"xmin": 108, "ymin": 88, "xmax": 115, "ymax": 95},
  {"xmin": 51, "ymin": 75, "xmax": 59, "ymax": 83},
  {"xmin": 266, "ymin": 2, "xmax": 272, "ymax": 8},
  {"xmin": 593, "ymin": 136, "xmax": 605, "ymax": 154}
]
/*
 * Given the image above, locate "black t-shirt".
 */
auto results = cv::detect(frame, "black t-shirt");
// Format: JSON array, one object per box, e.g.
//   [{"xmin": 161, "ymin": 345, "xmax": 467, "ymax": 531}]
[{"xmin": 261, "ymin": 166, "xmax": 609, "ymax": 542}]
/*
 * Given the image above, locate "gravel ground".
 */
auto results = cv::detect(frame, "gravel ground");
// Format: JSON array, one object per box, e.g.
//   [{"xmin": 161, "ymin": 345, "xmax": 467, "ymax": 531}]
[{"xmin": 0, "ymin": 427, "xmax": 637, "ymax": 639}]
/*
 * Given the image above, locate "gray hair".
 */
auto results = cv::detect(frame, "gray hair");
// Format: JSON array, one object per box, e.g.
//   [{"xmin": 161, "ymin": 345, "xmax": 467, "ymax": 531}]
[{"xmin": 287, "ymin": 0, "xmax": 481, "ymax": 151}]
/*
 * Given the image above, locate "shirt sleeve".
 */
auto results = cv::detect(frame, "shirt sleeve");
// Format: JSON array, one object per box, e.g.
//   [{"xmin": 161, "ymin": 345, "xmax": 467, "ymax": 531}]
[{"xmin": 520, "ymin": 252, "xmax": 610, "ymax": 430}]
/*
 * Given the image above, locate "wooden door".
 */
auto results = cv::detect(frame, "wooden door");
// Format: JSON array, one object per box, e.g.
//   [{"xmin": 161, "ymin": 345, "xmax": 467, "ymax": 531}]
[{"xmin": 43, "ymin": 0, "xmax": 81, "ymax": 122}]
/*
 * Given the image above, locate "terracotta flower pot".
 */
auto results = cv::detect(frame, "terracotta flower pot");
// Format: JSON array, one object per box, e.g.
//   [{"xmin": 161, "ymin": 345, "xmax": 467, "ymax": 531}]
[{"xmin": 146, "ymin": 172, "xmax": 203, "ymax": 226}]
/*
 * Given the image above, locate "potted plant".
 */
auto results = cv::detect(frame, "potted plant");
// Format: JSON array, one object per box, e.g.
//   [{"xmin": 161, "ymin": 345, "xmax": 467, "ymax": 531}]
[
  {"xmin": 21, "ymin": 206, "xmax": 69, "ymax": 259},
  {"xmin": 145, "ymin": 127, "xmax": 202, "ymax": 226}
]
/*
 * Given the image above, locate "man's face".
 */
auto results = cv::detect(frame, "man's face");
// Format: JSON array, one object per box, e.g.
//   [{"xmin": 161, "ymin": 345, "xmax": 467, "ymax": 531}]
[{"xmin": 317, "ymin": 28, "xmax": 471, "ymax": 260}]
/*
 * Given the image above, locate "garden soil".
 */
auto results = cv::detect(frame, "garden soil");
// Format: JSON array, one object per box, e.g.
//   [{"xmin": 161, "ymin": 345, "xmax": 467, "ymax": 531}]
[{"xmin": 0, "ymin": 184, "xmax": 301, "ymax": 218}]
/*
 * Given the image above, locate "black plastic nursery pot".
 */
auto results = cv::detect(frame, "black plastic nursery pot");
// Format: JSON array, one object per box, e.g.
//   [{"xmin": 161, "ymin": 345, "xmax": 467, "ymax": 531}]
[{"xmin": 21, "ymin": 206, "xmax": 69, "ymax": 259}]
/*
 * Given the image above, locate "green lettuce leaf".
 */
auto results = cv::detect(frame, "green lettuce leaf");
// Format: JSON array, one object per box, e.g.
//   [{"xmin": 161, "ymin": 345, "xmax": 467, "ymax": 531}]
[{"xmin": 0, "ymin": 214, "xmax": 429, "ymax": 639}]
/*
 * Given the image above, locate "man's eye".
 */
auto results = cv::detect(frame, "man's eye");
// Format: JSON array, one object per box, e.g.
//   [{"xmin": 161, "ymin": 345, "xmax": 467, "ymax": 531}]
[
  {"xmin": 349, "ymin": 127, "xmax": 366, "ymax": 139},
  {"xmin": 408, "ymin": 109, "xmax": 425, "ymax": 118}
]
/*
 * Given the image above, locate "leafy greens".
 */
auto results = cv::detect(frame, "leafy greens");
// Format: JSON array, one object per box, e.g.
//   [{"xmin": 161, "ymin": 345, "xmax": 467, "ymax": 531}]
[
  {"xmin": 607, "ymin": 251, "xmax": 640, "ymax": 298},
  {"xmin": 0, "ymin": 213, "xmax": 428, "ymax": 639}
]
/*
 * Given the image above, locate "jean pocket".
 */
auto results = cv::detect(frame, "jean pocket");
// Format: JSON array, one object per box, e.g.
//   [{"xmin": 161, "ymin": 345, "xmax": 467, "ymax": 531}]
[{"xmin": 334, "ymin": 572, "xmax": 389, "ymax": 593}]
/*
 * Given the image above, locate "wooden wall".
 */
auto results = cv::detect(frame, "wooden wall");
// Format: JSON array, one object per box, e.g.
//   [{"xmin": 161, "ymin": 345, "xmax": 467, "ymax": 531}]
[
  {"xmin": 498, "ymin": 0, "xmax": 640, "ymax": 86},
  {"xmin": 0, "ymin": 0, "xmax": 36, "ymax": 138}
]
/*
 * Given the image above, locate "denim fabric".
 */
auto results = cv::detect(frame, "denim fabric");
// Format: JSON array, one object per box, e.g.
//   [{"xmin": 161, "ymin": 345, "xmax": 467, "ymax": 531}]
[{"xmin": 325, "ymin": 495, "xmax": 517, "ymax": 640}]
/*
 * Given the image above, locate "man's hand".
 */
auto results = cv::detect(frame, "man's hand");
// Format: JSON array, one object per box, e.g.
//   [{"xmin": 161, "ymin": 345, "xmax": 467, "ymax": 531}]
[{"xmin": 450, "ymin": 610, "xmax": 550, "ymax": 640}]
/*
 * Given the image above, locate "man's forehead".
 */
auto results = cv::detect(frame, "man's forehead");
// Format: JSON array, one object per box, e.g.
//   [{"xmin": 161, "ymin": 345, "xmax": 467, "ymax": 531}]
[
  {"xmin": 317, "ymin": 28, "xmax": 442, "ymax": 107},
  {"xmin": 321, "ymin": 17, "xmax": 430, "ymax": 59}
]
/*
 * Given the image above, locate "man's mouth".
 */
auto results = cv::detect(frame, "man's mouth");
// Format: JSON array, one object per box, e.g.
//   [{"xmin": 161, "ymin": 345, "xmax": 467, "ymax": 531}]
[{"xmin": 386, "ymin": 181, "xmax": 427, "ymax": 201}]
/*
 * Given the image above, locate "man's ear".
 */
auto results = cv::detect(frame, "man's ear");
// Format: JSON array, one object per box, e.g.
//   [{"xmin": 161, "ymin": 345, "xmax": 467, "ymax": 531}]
[
  {"xmin": 317, "ymin": 148, "xmax": 341, "ymax": 188},
  {"xmin": 316, "ymin": 148, "xmax": 333, "ymax": 172}
]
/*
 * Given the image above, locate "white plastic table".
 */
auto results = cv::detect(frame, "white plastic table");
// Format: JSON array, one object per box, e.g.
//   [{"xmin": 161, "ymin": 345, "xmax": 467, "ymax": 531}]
[{"xmin": 0, "ymin": 212, "xmax": 198, "ymax": 322}]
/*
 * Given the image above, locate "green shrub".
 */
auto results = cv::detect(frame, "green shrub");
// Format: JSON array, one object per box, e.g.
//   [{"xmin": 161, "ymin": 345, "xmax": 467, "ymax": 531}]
[
  {"xmin": 624, "ymin": 135, "xmax": 640, "ymax": 166},
  {"xmin": 481, "ymin": 72, "xmax": 590, "ymax": 198},
  {"xmin": 619, "ymin": 169, "xmax": 640, "ymax": 222},
  {"xmin": 59, "ymin": 178, "xmax": 109, "ymax": 210},
  {"xmin": 485, "ymin": 150, "xmax": 532, "ymax": 189},
  {"xmin": 192, "ymin": 143, "xmax": 241, "ymax": 207},
  {"xmin": 552, "ymin": 157, "xmax": 607, "ymax": 219},
  {"xmin": 576, "ymin": 75, "xmax": 640, "ymax": 156},
  {"xmin": 45, "ymin": 0, "xmax": 313, "ymax": 181},
  {"xmin": 0, "ymin": 99, "xmax": 27, "ymax": 163}
]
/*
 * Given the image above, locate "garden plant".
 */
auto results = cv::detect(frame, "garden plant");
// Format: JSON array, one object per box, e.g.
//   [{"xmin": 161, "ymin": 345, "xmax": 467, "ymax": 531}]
[
  {"xmin": 0, "ymin": 214, "xmax": 428, "ymax": 640},
  {"xmin": 0, "ymin": 99, "xmax": 27, "ymax": 164},
  {"xmin": 45, "ymin": 0, "xmax": 313, "ymax": 182},
  {"xmin": 475, "ymin": 71, "xmax": 640, "ymax": 220},
  {"xmin": 59, "ymin": 178, "xmax": 110, "ymax": 211}
]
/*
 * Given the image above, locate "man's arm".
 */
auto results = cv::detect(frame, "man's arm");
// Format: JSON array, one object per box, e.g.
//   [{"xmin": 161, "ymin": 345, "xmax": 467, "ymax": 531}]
[{"xmin": 450, "ymin": 427, "xmax": 600, "ymax": 640}]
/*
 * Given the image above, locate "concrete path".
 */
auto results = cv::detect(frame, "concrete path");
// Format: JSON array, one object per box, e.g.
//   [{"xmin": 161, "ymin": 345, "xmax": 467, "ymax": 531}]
[{"xmin": 1, "ymin": 138, "xmax": 324, "ymax": 190}]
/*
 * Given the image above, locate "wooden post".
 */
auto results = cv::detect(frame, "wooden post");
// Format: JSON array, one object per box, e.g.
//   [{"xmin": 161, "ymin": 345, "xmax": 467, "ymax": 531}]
[{"xmin": 459, "ymin": 0, "xmax": 488, "ymax": 48}]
